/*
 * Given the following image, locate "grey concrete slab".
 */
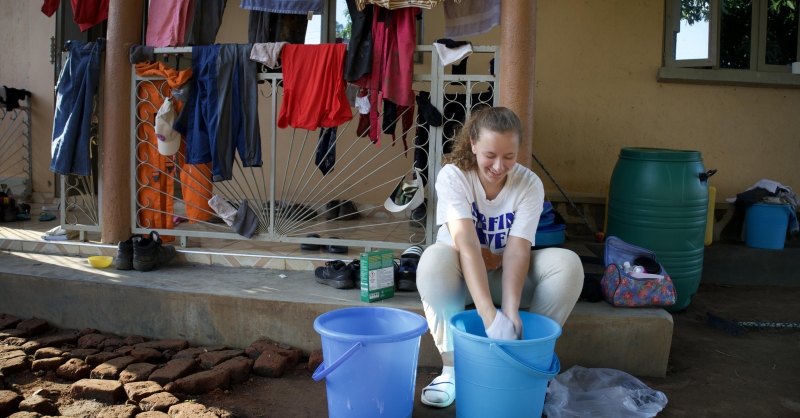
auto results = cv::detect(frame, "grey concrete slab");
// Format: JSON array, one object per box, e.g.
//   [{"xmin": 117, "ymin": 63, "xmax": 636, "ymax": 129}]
[{"xmin": 0, "ymin": 251, "xmax": 673, "ymax": 376}]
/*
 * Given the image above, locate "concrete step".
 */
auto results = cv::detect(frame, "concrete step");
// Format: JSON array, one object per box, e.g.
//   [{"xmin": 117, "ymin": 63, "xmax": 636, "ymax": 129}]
[{"xmin": 0, "ymin": 251, "xmax": 673, "ymax": 377}]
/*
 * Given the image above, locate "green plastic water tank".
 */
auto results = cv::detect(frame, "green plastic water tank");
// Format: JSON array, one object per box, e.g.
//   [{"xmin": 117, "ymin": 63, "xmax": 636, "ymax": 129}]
[{"xmin": 607, "ymin": 148, "xmax": 710, "ymax": 311}]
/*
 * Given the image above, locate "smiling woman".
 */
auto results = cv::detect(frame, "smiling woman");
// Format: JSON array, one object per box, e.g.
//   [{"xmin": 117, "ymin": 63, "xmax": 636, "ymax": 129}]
[{"xmin": 414, "ymin": 107, "xmax": 585, "ymax": 408}]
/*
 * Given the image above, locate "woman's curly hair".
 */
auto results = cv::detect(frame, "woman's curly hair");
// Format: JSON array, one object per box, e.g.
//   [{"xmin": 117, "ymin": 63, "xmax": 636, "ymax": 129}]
[{"xmin": 443, "ymin": 107, "xmax": 523, "ymax": 172}]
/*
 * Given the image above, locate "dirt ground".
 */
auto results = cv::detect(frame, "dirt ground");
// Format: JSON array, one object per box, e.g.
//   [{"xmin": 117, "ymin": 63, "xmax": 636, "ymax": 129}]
[{"xmin": 5, "ymin": 283, "xmax": 799, "ymax": 417}]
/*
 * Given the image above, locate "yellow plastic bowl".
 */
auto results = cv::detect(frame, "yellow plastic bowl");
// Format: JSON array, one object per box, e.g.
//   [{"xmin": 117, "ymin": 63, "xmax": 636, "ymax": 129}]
[{"xmin": 88, "ymin": 256, "xmax": 113, "ymax": 268}]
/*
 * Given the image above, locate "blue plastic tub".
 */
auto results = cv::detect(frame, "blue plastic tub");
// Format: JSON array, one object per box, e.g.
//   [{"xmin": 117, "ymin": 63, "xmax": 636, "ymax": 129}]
[
  {"xmin": 535, "ymin": 223, "xmax": 566, "ymax": 247},
  {"xmin": 542, "ymin": 201, "xmax": 552, "ymax": 215},
  {"xmin": 538, "ymin": 212, "xmax": 555, "ymax": 227},
  {"xmin": 313, "ymin": 307, "xmax": 428, "ymax": 418},
  {"xmin": 450, "ymin": 310, "xmax": 562, "ymax": 418},
  {"xmin": 745, "ymin": 203, "xmax": 791, "ymax": 250}
]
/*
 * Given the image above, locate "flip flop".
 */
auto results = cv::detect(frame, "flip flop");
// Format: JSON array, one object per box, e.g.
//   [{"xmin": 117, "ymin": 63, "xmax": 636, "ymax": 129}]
[
  {"xmin": 16, "ymin": 213, "xmax": 31, "ymax": 221},
  {"xmin": 38, "ymin": 212, "xmax": 56, "ymax": 222},
  {"xmin": 300, "ymin": 233, "xmax": 321, "ymax": 250},
  {"xmin": 326, "ymin": 237, "xmax": 348, "ymax": 253},
  {"xmin": 421, "ymin": 375, "xmax": 456, "ymax": 408}
]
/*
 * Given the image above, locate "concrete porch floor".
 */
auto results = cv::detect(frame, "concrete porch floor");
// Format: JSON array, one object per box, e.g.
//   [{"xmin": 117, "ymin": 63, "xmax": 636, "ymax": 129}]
[{"xmin": 0, "ymin": 248, "xmax": 674, "ymax": 378}]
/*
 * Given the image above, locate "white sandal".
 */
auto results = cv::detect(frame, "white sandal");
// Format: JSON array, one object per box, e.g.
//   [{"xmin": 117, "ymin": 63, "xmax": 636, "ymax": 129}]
[{"xmin": 421, "ymin": 375, "xmax": 456, "ymax": 408}]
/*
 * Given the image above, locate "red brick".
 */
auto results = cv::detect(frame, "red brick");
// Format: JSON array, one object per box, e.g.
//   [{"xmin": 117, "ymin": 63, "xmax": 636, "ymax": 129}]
[
  {"xmin": 214, "ymin": 356, "xmax": 253, "ymax": 384},
  {"xmin": 0, "ymin": 390, "xmax": 22, "ymax": 416},
  {"xmin": 57, "ymin": 358, "xmax": 92, "ymax": 381},
  {"xmin": 15, "ymin": 318, "xmax": 48, "ymax": 336},
  {"xmin": 79, "ymin": 328, "xmax": 100, "ymax": 337},
  {"xmin": 131, "ymin": 348, "xmax": 163, "ymax": 364},
  {"xmin": 198, "ymin": 349, "xmax": 245, "ymax": 370},
  {"xmin": 18, "ymin": 394, "xmax": 59, "ymax": 416},
  {"xmin": 307, "ymin": 349, "xmax": 323, "ymax": 371},
  {"xmin": 86, "ymin": 352, "xmax": 122, "ymax": 367},
  {"xmin": 31, "ymin": 357, "xmax": 66, "ymax": 372},
  {"xmin": 0, "ymin": 329, "xmax": 28, "ymax": 340},
  {"xmin": 123, "ymin": 380, "xmax": 163, "ymax": 402},
  {"xmin": 119, "ymin": 363, "xmax": 157, "ymax": 384},
  {"xmin": 113, "ymin": 346, "xmax": 134, "ymax": 356},
  {"xmin": 99, "ymin": 338, "xmax": 122, "ymax": 350},
  {"xmin": 174, "ymin": 370, "xmax": 230, "ymax": 395},
  {"xmin": 0, "ymin": 315, "xmax": 22, "ymax": 330},
  {"xmin": 0, "ymin": 351, "xmax": 29, "ymax": 375},
  {"xmin": 147, "ymin": 358, "xmax": 196, "ymax": 386},
  {"xmin": 133, "ymin": 340, "xmax": 189, "ymax": 352},
  {"xmin": 70, "ymin": 379, "xmax": 125, "ymax": 404},
  {"xmin": 31, "ymin": 329, "xmax": 80, "ymax": 348},
  {"xmin": 78, "ymin": 333, "xmax": 108, "ymax": 349},
  {"xmin": 33, "ymin": 347, "xmax": 65, "ymax": 360},
  {"xmin": 62, "ymin": 348, "xmax": 100, "ymax": 361},
  {"xmin": 252, "ymin": 352, "xmax": 287, "ymax": 378},
  {"xmin": 139, "ymin": 392, "xmax": 179, "ymax": 412},
  {"xmin": 246, "ymin": 339, "xmax": 302, "ymax": 368},
  {"xmin": 21, "ymin": 341, "xmax": 41, "ymax": 355},
  {"xmin": 121, "ymin": 335, "xmax": 147, "ymax": 346},
  {"xmin": 96, "ymin": 404, "xmax": 140, "ymax": 418},
  {"xmin": 90, "ymin": 356, "xmax": 136, "ymax": 380},
  {"xmin": 2, "ymin": 337, "xmax": 27, "ymax": 347},
  {"xmin": 137, "ymin": 411, "xmax": 169, "ymax": 417},
  {"xmin": 168, "ymin": 402, "xmax": 219, "ymax": 418}
]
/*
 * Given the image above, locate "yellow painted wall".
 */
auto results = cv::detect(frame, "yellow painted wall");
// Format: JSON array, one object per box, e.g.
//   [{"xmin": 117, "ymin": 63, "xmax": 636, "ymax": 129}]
[{"xmin": 0, "ymin": 1, "xmax": 56, "ymax": 195}]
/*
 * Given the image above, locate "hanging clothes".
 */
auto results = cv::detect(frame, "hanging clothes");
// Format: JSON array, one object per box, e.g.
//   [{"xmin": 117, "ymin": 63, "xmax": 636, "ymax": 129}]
[
  {"xmin": 381, "ymin": 99, "xmax": 414, "ymax": 156},
  {"xmin": 355, "ymin": 0, "xmax": 442, "ymax": 11},
  {"xmin": 175, "ymin": 45, "xmax": 262, "ymax": 182},
  {"xmin": 187, "ymin": 0, "xmax": 227, "ymax": 45},
  {"xmin": 433, "ymin": 38, "xmax": 472, "ymax": 66},
  {"xmin": 248, "ymin": 11, "xmax": 309, "ymax": 44},
  {"xmin": 146, "ymin": 0, "xmax": 195, "ymax": 47},
  {"xmin": 240, "ymin": 0, "xmax": 324, "ymax": 14},
  {"xmin": 444, "ymin": 0, "xmax": 501, "ymax": 39},
  {"xmin": 71, "ymin": 0, "xmax": 109, "ymax": 32},
  {"xmin": 315, "ymin": 127, "xmax": 337, "ymax": 176},
  {"xmin": 41, "ymin": 0, "xmax": 60, "ymax": 17},
  {"xmin": 135, "ymin": 61, "xmax": 214, "ymax": 236},
  {"xmin": 50, "ymin": 39, "xmax": 105, "ymax": 177},
  {"xmin": 1, "ymin": 87, "xmax": 31, "ymax": 111},
  {"xmin": 277, "ymin": 44, "xmax": 353, "ymax": 131},
  {"xmin": 344, "ymin": 0, "xmax": 373, "ymax": 82},
  {"xmin": 250, "ymin": 42, "xmax": 288, "ymax": 68}
]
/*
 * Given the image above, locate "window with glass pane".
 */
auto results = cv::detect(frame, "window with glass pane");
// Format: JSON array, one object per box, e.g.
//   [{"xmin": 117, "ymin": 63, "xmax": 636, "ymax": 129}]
[
  {"xmin": 720, "ymin": 0, "xmax": 753, "ymax": 68},
  {"xmin": 676, "ymin": 0, "xmax": 711, "ymax": 60},
  {"xmin": 765, "ymin": 0, "xmax": 798, "ymax": 66},
  {"xmin": 335, "ymin": 0, "xmax": 352, "ymax": 43}
]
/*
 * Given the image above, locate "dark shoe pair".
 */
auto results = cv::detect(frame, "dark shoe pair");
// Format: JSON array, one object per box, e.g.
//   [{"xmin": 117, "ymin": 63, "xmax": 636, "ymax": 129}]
[
  {"xmin": 325, "ymin": 200, "xmax": 360, "ymax": 221},
  {"xmin": 315, "ymin": 259, "xmax": 360, "ymax": 289},
  {"xmin": 300, "ymin": 234, "xmax": 348, "ymax": 253},
  {"xmin": 116, "ymin": 231, "xmax": 176, "ymax": 272},
  {"xmin": 396, "ymin": 245, "xmax": 422, "ymax": 292}
]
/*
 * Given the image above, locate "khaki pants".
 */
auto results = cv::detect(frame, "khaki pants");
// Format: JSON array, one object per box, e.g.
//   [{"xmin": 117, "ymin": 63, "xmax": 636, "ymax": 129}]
[{"xmin": 417, "ymin": 243, "xmax": 584, "ymax": 353}]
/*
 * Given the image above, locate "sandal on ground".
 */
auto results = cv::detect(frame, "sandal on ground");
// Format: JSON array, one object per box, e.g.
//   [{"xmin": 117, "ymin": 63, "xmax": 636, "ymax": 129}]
[
  {"xmin": 38, "ymin": 212, "xmax": 56, "ymax": 222},
  {"xmin": 421, "ymin": 374, "xmax": 456, "ymax": 408},
  {"xmin": 326, "ymin": 236, "xmax": 348, "ymax": 253},
  {"xmin": 300, "ymin": 233, "xmax": 321, "ymax": 250}
]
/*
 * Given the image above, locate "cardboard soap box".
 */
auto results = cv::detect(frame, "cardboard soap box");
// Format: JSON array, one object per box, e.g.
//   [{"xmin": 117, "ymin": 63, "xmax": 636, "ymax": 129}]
[{"xmin": 359, "ymin": 249, "xmax": 395, "ymax": 303}]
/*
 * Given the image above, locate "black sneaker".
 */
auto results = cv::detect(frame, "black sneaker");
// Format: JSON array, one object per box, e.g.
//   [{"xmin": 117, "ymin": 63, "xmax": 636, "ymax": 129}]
[
  {"xmin": 396, "ymin": 245, "xmax": 423, "ymax": 291},
  {"xmin": 326, "ymin": 200, "xmax": 340, "ymax": 221},
  {"xmin": 133, "ymin": 231, "xmax": 176, "ymax": 272},
  {"xmin": 315, "ymin": 260, "xmax": 355, "ymax": 289},
  {"xmin": 347, "ymin": 259, "xmax": 361, "ymax": 288},
  {"xmin": 116, "ymin": 235, "xmax": 141, "ymax": 270}
]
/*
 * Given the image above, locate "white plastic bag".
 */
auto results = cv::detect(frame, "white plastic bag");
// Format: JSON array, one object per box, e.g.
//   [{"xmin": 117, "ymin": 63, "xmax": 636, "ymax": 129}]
[{"xmin": 543, "ymin": 365, "xmax": 668, "ymax": 418}]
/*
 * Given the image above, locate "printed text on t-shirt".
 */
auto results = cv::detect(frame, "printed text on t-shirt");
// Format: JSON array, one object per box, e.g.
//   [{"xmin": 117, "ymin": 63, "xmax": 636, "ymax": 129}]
[{"xmin": 472, "ymin": 202, "xmax": 515, "ymax": 251}]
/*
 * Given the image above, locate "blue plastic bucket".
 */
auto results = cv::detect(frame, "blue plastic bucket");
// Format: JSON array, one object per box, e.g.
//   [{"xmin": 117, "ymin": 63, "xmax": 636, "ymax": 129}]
[
  {"xmin": 450, "ymin": 310, "xmax": 561, "ymax": 418},
  {"xmin": 313, "ymin": 307, "xmax": 428, "ymax": 418},
  {"xmin": 538, "ymin": 212, "xmax": 555, "ymax": 227},
  {"xmin": 745, "ymin": 203, "xmax": 791, "ymax": 249},
  {"xmin": 535, "ymin": 223, "xmax": 566, "ymax": 247}
]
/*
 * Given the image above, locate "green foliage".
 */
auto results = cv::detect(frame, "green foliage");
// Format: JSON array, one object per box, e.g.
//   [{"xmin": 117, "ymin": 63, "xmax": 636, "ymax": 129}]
[
  {"xmin": 336, "ymin": 8, "xmax": 353, "ymax": 40},
  {"xmin": 681, "ymin": 0, "xmax": 711, "ymax": 24}
]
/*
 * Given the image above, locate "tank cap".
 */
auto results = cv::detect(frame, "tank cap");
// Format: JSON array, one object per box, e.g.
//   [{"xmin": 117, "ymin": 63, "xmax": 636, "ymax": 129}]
[{"xmin": 620, "ymin": 147, "xmax": 702, "ymax": 162}]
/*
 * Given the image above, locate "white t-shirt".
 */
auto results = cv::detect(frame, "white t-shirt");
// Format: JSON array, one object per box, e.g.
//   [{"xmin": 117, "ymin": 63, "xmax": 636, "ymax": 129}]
[{"xmin": 435, "ymin": 163, "xmax": 544, "ymax": 269}]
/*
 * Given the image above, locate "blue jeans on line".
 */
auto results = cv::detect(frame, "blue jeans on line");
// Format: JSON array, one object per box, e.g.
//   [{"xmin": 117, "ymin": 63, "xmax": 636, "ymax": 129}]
[{"xmin": 50, "ymin": 39, "xmax": 105, "ymax": 177}]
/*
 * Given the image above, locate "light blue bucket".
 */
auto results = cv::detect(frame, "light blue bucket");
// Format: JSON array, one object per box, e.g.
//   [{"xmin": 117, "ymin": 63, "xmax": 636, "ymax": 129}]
[
  {"xmin": 313, "ymin": 307, "xmax": 428, "ymax": 418},
  {"xmin": 745, "ymin": 203, "xmax": 791, "ymax": 249},
  {"xmin": 450, "ymin": 310, "xmax": 561, "ymax": 418}
]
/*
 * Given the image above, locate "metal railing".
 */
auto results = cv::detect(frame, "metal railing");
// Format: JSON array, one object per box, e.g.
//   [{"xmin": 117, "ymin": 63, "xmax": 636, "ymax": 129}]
[
  {"xmin": 0, "ymin": 104, "xmax": 32, "ymax": 199},
  {"xmin": 130, "ymin": 45, "xmax": 499, "ymax": 251}
]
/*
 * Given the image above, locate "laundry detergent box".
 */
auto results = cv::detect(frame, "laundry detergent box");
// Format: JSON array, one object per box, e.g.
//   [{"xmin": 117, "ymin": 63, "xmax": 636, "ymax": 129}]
[{"xmin": 359, "ymin": 249, "xmax": 395, "ymax": 303}]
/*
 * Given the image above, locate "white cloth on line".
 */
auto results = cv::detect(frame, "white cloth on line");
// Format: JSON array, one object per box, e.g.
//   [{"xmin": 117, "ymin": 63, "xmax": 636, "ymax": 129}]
[
  {"xmin": 433, "ymin": 42, "xmax": 473, "ymax": 67},
  {"xmin": 208, "ymin": 195, "xmax": 238, "ymax": 226},
  {"xmin": 250, "ymin": 42, "xmax": 288, "ymax": 69},
  {"xmin": 355, "ymin": 96, "xmax": 371, "ymax": 114},
  {"xmin": 444, "ymin": 0, "xmax": 501, "ymax": 39}
]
